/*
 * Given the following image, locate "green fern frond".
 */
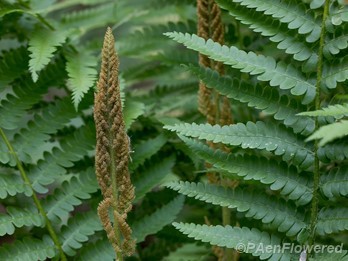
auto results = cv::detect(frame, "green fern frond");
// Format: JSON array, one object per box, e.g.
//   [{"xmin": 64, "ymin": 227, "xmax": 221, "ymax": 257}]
[
  {"xmin": 133, "ymin": 156, "xmax": 176, "ymax": 201},
  {"xmin": 318, "ymin": 140, "xmax": 348, "ymax": 162},
  {"xmin": 0, "ymin": 207, "xmax": 43, "ymax": 236},
  {"xmin": 132, "ymin": 195, "xmax": 185, "ymax": 243},
  {"xmin": 0, "ymin": 59, "xmax": 66, "ymax": 130},
  {"xmin": 180, "ymin": 136, "xmax": 313, "ymax": 205},
  {"xmin": 224, "ymin": 0, "xmax": 321, "ymax": 42},
  {"xmin": 330, "ymin": 3, "xmax": 348, "ymax": 26},
  {"xmin": 163, "ymin": 243, "xmax": 209, "ymax": 261},
  {"xmin": 123, "ymin": 99, "xmax": 145, "ymax": 130},
  {"xmin": 216, "ymin": 0, "xmax": 317, "ymax": 62},
  {"xmin": 0, "ymin": 47, "xmax": 29, "ymax": 87},
  {"xmin": 298, "ymin": 103, "xmax": 348, "ymax": 118},
  {"xmin": 321, "ymin": 166, "xmax": 348, "ymax": 198},
  {"xmin": 130, "ymin": 134, "xmax": 167, "ymax": 170},
  {"xmin": 29, "ymin": 124, "xmax": 95, "ymax": 193},
  {"xmin": 28, "ymin": 27, "xmax": 68, "ymax": 82},
  {"xmin": 0, "ymin": 236, "xmax": 56, "ymax": 261},
  {"xmin": 173, "ymin": 223, "xmax": 294, "ymax": 260},
  {"xmin": 43, "ymin": 168, "xmax": 98, "ymax": 222},
  {"xmin": 324, "ymin": 31, "xmax": 348, "ymax": 57},
  {"xmin": 0, "ymin": 171, "xmax": 32, "ymax": 198},
  {"xmin": 306, "ymin": 120, "xmax": 348, "ymax": 146},
  {"xmin": 167, "ymin": 181, "xmax": 306, "ymax": 237},
  {"xmin": 164, "ymin": 122, "xmax": 314, "ymax": 169},
  {"xmin": 317, "ymin": 207, "xmax": 348, "ymax": 235},
  {"xmin": 187, "ymin": 64, "xmax": 315, "ymax": 134},
  {"xmin": 322, "ymin": 57, "xmax": 348, "ymax": 89},
  {"xmin": 66, "ymin": 50, "xmax": 97, "ymax": 110},
  {"xmin": 309, "ymin": 251, "xmax": 348, "ymax": 261},
  {"xmin": 60, "ymin": 211, "xmax": 103, "ymax": 256},
  {"xmin": 60, "ymin": 2, "xmax": 117, "ymax": 30},
  {"xmin": 77, "ymin": 238, "xmax": 115, "ymax": 261},
  {"xmin": 164, "ymin": 32, "xmax": 316, "ymax": 104}
]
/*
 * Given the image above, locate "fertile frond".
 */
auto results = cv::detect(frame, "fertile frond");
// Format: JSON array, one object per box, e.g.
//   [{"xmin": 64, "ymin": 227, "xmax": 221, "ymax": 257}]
[
  {"xmin": 29, "ymin": 124, "xmax": 95, "ymax": 193},
  {"xmin": 130, "ymin": 134, "xmax": 167, "ymax": 170},
  {"xmin": 165, "ymin": 32, "xmax": 316, "ymax": 103},
  {"xmin": 66, "ymin": 50, "xmax": 97, "ymax": 109},
  {"xmin": 316, "ymin": 207, "xmax": 348, "ymax": 235},
  {"xmin": 322, "ymin": 57, "xmax": 348, "ymax": 89},
  {"xmin": 0, "ymin": 236, "xmax": 56, "ymax": 261},
  {"xmin": 180, "ymin": 137, "xmax": 313, "ymax": 205},
  {"xmin": 306, "ymin": 120, "xmax": 348, "ymax": 146},
  {"xmin": 321, "ymin": 166, "xmax": 348, "ymax": 198},
  {"xmin": 173, "ymin": 223, "xmax": 294, "ymax": 260},
  {"xmin": 187, "ymin": 65, "xmax": 315, "ymax": 134},
  {"xmin": 78, "ymin": 239, "xmax": 115, "ymax": 261},
  {"xmin": 132, "ymin": 195, "xmax": 184, "ymax": 243},
  {"xmin": 0, "ymin": 47, "xmax": 29, "ymax": 87},
  {"xmin": 224, "ymin": 0, "xmax": 321, "ymax": 42},
  {"xmin": 299, "ymin": 103, "xmax": 348, "ymax": 118},
  {"xmin": 0, "ymin": 207, "xmax": 43, "ymax": 236},
  {"xmin": 28, "ymin": 27, "xmax": 68, "ymax": 82},
  {"xmin": 43, "ymin": 168, "xmax": 98, "ymax": 222},
  {"xmin": 60, "ymin": 211, "xmax": 103, "ymax": 256},
  {"xmin": 167, "ymin": 182, "xmax": 305, "ymax": 236},
  {"xmin": 0, "ymin": 59, "xmax": 66, "ymax": 130},
  {"xmin": 133, "ymin": 156, "xmax": 175, "ymax": 201},
  {"xmin": 165, "ymin": 122, "xmax": 314, "ymax": 169},
  {"xmin": 216, "ymin": 0, "xmax": 317, "ymax": 62}
]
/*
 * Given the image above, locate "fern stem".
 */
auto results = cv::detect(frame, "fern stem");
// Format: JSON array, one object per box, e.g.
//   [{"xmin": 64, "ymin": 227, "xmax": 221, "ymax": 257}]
[
  {"xmin": 308, "ymin": 0, "xmax": 330, "ymax": 249},
  {"xmin": 0, "ymin": 128, "xmax": 67, "ymax": 261}
]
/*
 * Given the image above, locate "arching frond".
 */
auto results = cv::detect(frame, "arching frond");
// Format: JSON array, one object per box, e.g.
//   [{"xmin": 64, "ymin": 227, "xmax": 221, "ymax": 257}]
[
  {"xmin": 165, "ymin": 32, "xmax": 316, "ymax": 104},
  {"xmin": 165, "ymin": 122, "xmax": 314, "ymax": 169}
]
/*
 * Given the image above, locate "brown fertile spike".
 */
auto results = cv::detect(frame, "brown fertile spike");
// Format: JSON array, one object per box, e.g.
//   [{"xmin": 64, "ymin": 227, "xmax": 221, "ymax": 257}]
[{"xmin": 94, "ymin": 27, "xmax": 135, "ymax": 258}]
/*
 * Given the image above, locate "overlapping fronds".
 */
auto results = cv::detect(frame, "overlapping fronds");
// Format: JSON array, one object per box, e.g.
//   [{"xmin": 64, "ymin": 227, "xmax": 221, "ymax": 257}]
[
  {"xmin": 165, "ymin": 122, "xmax": 314, "ymax": 169},
  {"xmin": 180, "ymin": 136, "xmax": 313, "ymax": 205},
  {"xmin": 173, "ymin": 223, "xmax": 293, "ymax": 260},
  {"xmin": 164, "ymin": 32, "xmax": 316, "ymax": 104},
  {"xmin": 132, "ymin": 195, "xmax": 184, "ymax": 242}
]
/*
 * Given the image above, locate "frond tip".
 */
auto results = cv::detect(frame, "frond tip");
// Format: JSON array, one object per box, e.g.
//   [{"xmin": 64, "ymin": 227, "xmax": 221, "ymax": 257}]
[{"xmin": 94, "ymin": 27, "xmax": 135, "ymax": 257}]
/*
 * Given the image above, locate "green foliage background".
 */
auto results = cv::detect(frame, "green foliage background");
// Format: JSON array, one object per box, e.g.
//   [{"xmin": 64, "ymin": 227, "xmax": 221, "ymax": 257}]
[{"xmin": 0, "ymin": 0, "xmax": 347, "ymax": 260}]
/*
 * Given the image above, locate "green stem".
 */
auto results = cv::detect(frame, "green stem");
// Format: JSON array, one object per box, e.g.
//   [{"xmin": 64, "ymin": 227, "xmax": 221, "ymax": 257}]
[
  {"xmin": 0, "ymin": 128, "xmax": 67, "ymax": 261},
  {"xmin": 308, "ymin": 0, "xmax": 330, "ymax": 248}
]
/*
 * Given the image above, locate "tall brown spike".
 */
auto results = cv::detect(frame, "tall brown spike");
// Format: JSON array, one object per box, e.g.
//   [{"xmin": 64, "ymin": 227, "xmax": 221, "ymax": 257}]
[{"xmin": 94, "ymin": 27, "xmax": 135, "ymax": 258}]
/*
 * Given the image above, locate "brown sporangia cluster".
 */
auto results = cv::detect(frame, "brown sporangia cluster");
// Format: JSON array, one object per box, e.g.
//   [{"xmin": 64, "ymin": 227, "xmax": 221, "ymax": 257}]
[
  {"xmin": 197, "ymin": 0, "xmax": 232, "ymax": 126},
  {"xmin": 94, "ymin": 27, "xmax": 135, "ymax": 256}
]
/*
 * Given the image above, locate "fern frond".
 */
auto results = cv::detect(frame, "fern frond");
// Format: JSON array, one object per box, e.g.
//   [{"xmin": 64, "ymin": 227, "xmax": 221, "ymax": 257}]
[
  {"xmin": 321, "ymin": 166, "xmax": 348, "ymax": 198},
  {"xmin": 130, "ymin": 134, "xmax": 167, "ymax": 170},
  {"xmin": 132, "ymin": 195, "xmax": 185, "ymax": 243},
  {"xmin": 133, "ymin": 156, "xmax": 176, "ymax": 201},
  {"xmin": 0, "ymin": 47, "xmax": 29, "ymax": 87},
  {"xmin": 0, "ymin": 59, "xmax": 66, "ymax": 130},
  {"xmin": 299, "ymin": 103, "xmax": 348, "ymax": 118},
  {"xmin": 29, "ymin": 124, "xmax": 95, "ymax": 193},
  {"xmin": 309, "ymin": 251, "xmax": 348, "ymax": 261},
  {"xmin": 165, "ymin": 122, "xmax": 314, "ymax": 169},
  {"xmin": 163, "ymin": 243, "xmax": 209, "ymax": 261},
  {"xmin": 164, "ymin": 32, "xmax": 316, "ymax": 104},
  {"xmin": 318, "ymin": 140, "xmax": 348, "ymax": 162},
  {"xmin": 173, "ymin": 223, "xmax": 294, "ymax": 260},
  {"xmin": 60, "ymin": 211, "xmax": 103, "ymax": 256},
  {"xmin": 167, "ymin": 182, "xmax": 305, "ymax": 236},
  {"xmin": 0, "ymin": 236, "xmax": 56, "ymax": 261},
  {"xmin": 330, "ymin": 3, "xmax": 348, "ymax": 26},
  {"xmin": 123, "ymin": 99, "xmax": 145, "ymax": 130},
  {"xmin": 322, "ymin": 57, "xmax": 348, "ymax": 89},
  {"xmin": 324, "ymin": 32, "xmax": 348, "ymax": 57},
  {"xmin": 187, "ymin": 65, "xmax": 315, "ymax": 134},
  {"xmin": 0, "ymin": 207, "xmax": 43, "ymax": 236},
  {"xmin": 0, "ymin": 171, "xmax": 32, "ymax": 198},
  {"xmin": 43, "ymin": 168, "xmax": 98, "ymax": 222},
  {"xmin": 66, "ymin": 50, "xmax": 97, "ymax": 110},
  {"xmin": 223, "ymin": 0, "xmax": 321, "ymax": 42},
  {"xmin": 306, "ymin": 120, "xmax": 348, "ymax": 146},
  {"xmin": 216, "ymin": 0, "xmax": 317, "ymax": 62},
  {"xmin": 317, "ymin": 207, "xmax": 348, "ymax": 235},
  {"xmin": 180, "ymin": 136, "xmax": 313, "ymax": 205},
  {"xmin": 77, "ymin": 238, "xmax": 115, "ymax": 261},
  {"xmin": 28, "ymin": 27, "xmax": 68, "ymax": 82}
]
